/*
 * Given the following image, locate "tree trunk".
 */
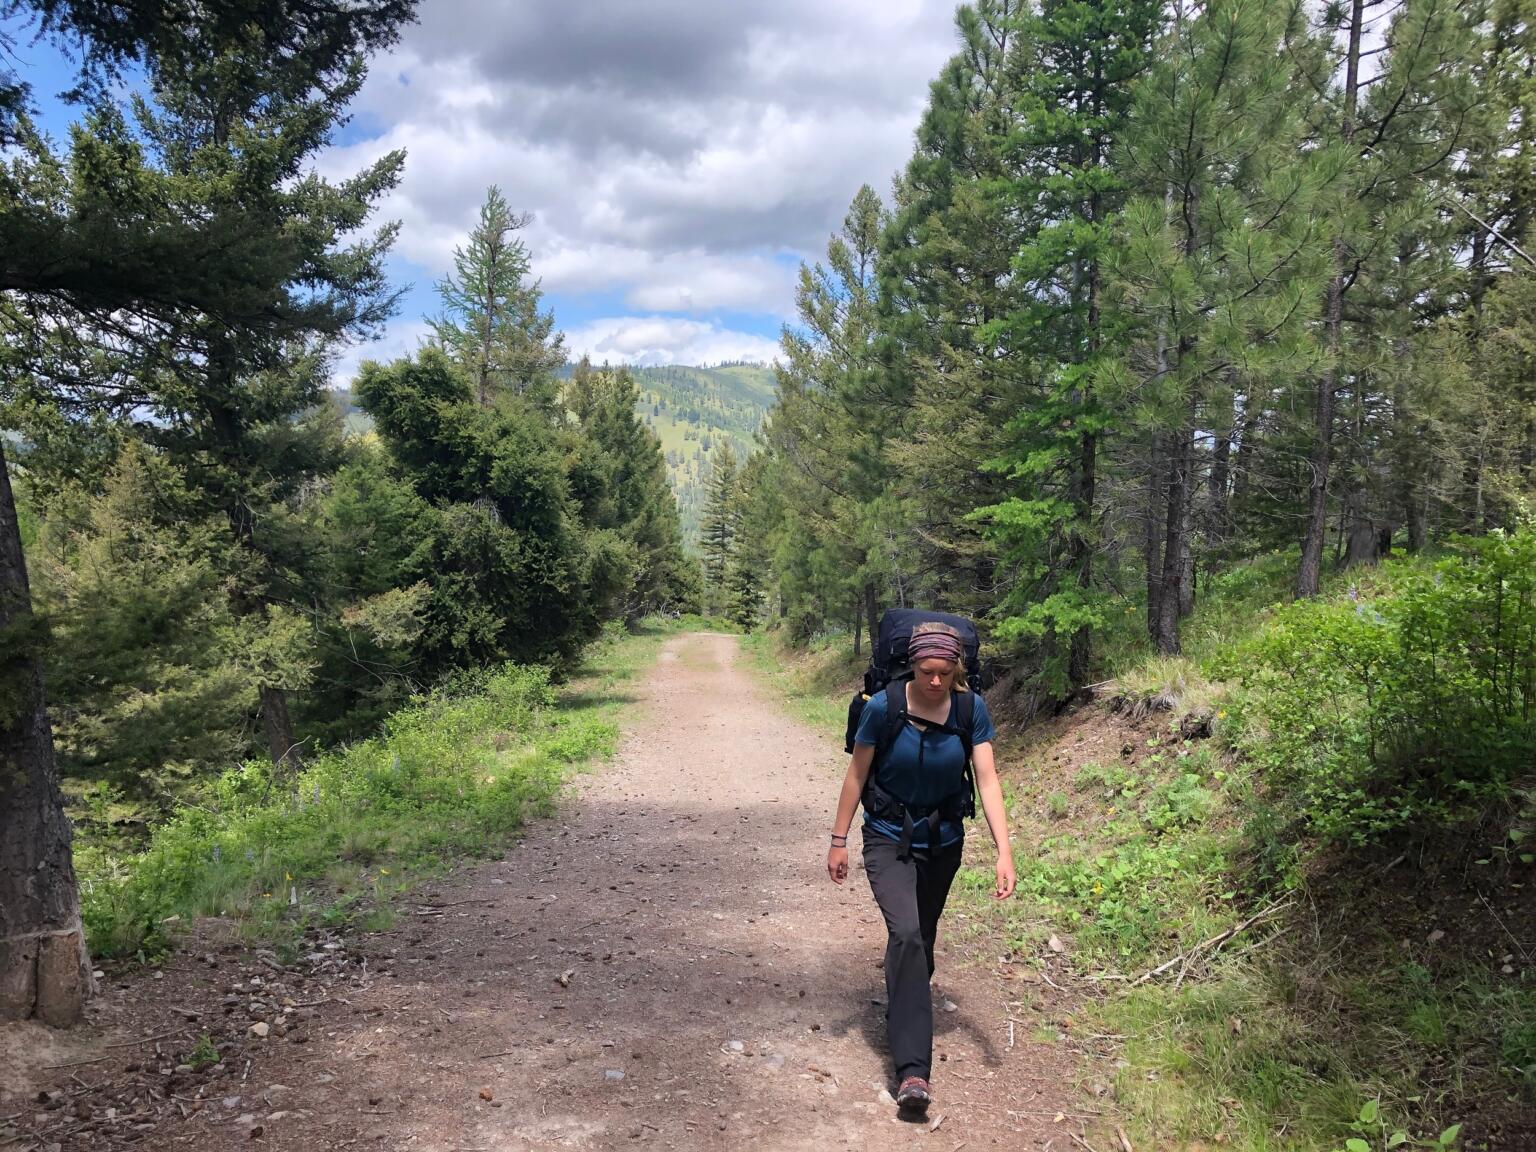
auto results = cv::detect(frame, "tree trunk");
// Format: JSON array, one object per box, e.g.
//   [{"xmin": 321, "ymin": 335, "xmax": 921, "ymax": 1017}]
[
  {"xmin": 1144, "ymin": 433, "xmax": 1165, "ymax": 639},
  {"xmin": 864, "ymin": 582, "xmax": 879, "ymax": 655},
  {"xmin": 852, "ymin": 606, "xmax": 862, "ymax": 659},
  {"xmin": 1231, "ymin": 403, "xmax": 1259, "ymax": 518},
  {"xmin": 1156, "ymin": 422, "xmax": 1193, "ymax": 655},
  {"xmin": 0, "ymin": 440, "xmax": 92, "ymax": 1025},
  {"xmin": 1298, "ymin": 0, "xmax": 1362, "ymax": 598},
  {"xmin": 1343, "ymin": 488, "xmax": 1379, "ymax": 569},
  {"xmin": 1179, "ymin": 489, "xmax": 1195, "ymax": 619},
  {"xmin": 259, "ymin": 684, "xmax": 300, "ymax": 773},
  {"xmin": 1207, "ymin": 423, "xmax": 1232, "ymax": 546}
]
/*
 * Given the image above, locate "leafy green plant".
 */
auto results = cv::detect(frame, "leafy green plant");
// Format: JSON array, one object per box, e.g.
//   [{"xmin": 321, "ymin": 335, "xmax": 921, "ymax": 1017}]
[
  {"xmin": 1332, "ymin": 1098, "xmax": 1460, "ymax": 1151},
  {"xmin": 185, "ymin": 1033, "xmax": 219, "ymax": 1071},
  {"xmin": 1047, "ymin": 790, "xmax": 1071, "ymax": 820},
  {"xmin": 1223, "ymin": 528, "xmax": 1536, "ymax": 846}
]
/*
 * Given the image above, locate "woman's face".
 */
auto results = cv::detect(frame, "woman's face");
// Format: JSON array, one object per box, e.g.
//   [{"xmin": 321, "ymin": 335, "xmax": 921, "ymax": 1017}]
[{"xmin": 912, "ymin": 657, "xmax": 957, "ymax": 703}]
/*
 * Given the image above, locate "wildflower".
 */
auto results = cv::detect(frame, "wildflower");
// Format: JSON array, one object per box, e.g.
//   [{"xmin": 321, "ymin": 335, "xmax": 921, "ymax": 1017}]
[
  {"xmin": 1217, "ymin": 710, "xmax": 1228, "ymax": 720},
  {"xmin": 1091, "ymin": 883, "xmax": 1104, "ymax": 896},
  {"xmin": 380, "ymin": 869, "xmax": 391, "ymax": 876}
]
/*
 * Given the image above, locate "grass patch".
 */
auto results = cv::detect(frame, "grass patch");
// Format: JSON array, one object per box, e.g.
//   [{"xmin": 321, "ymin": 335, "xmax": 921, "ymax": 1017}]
[
  {"xmin": 76, "ymin": 618, "xmax": 678, "ymax": 961},
  {"xmin": 738, "ymin": 627, "xmax": 864, "ymax": 736}
]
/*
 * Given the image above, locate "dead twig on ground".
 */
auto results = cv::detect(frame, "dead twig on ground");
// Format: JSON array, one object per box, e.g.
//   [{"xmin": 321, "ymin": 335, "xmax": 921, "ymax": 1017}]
[
  {"xmin": 1132, "ymin": 901, "xmax": 1292, "ymax": 987},
  {"xmin": 104, "ymin": 1028, "xmax": 191, "ymax": 1049}
]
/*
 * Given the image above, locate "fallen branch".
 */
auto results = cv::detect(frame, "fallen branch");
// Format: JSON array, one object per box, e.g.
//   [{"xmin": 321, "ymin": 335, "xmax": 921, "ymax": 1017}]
[
  {"xmin": 104, "ymin": 1028, "xmax": 191, "ymax": 1049},
  {"xmin": 1131, "ymin": 901, "xmax": 1292, "ymax": 987}
]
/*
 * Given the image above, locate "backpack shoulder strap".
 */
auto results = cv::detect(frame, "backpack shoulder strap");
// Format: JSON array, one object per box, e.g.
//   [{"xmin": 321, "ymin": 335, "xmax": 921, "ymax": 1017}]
[
  {"xmin": 954, "ymin": 691, "xmax": 975, "ymax": 763},
  {"xmin": 875, "ymin": 680, "xmax": 906, "ymax": 764}
]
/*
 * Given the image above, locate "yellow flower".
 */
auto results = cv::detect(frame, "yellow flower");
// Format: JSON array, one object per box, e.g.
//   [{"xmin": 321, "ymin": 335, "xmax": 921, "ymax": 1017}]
[
  {"xmin": 380, "ymin": 868, "xmax": 391, "ymax": 876},
  {"xmin": 1091, "ymin": 883, "xmax": 1104, "ymax": 896},
  {"xmin": 284, "ymin": 872, "xmax": 291, "ymax": 881},
  {"xmin": 1217, "ymin": 710, "xmax": 1228, "ymax": 720}
]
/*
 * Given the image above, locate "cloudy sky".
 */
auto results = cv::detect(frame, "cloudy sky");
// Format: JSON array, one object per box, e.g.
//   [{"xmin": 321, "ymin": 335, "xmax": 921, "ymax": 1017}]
[{"xmin": 307, "ymin": 0, "xmax": 964, "ymax": 374}]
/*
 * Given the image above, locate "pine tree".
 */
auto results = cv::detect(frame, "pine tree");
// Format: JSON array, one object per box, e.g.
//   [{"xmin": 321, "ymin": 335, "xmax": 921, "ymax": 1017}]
[
  {"xmin": 430, "ymin": 186, "xmax": 565, "ymax": 411},
  {"xmin": 769, "ymin": 185, "xmax": 893, "ymax": 647},
  {"xmin": 699, "ymin": 443, "xmax": 740, "ymax": 604},
  {"xmin": 976, "ymin": 0, "xmax": 1159, "ymax": 695},
  {"xmin": 875, "ymin": 0, "xmax": 1033, "ymax": 621},
  {"xmin": 565, "ymin": 359, "xmax": 699, "ymax": 618},
  {"xmin": 1108, "ymin": 0, "xmax": 1336, "ymax": 652},
  {"xmin": 1295, "ymin": 0, "xmax": 1482, "ymax": 594},
  {"xmin": 0, "ymin": 0, "xmax": 415, "ymax": 1030}
]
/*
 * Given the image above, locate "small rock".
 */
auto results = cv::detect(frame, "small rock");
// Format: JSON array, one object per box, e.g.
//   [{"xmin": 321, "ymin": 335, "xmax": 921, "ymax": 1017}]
[
  {"xmin": 877, "ymin": 1089, "xmax": 896, "ymax": 1106},
  {"xmin": 223, "ymin": 1097, "xmax": 242, "ymax": 1110},
  {"xmin": 765, "ymin": 1054, "xmax": 786, "ymax": 1071},
  {"xmin": 267, "ymin": 1111, "xmax": 291, "ymax": 1122},
  {"xmin": 1427, "ymin": 928, "xmax": 1445, "ymax": 944},
  {"xmin": 1047, "ymin": 935, "xmax": 1066, "ymax": 954},
  {"xmin": 604, "ymin": 1069, "xmax": 626, "ymax": 1082},
  {"xmin": 940, "ymin": 999, "xmax": 958, "ymax": 1013},
  {"xmin": 248, "ymin": 1022, "xmax": 270, "ymax": 1039},
  {"xmin": 478, "ymin": 1088, "xmax": 493, "ymax": 1102},
  {"xmin": 722, "ymin": 1040, "xmax": 745, "ymax": 1054}
]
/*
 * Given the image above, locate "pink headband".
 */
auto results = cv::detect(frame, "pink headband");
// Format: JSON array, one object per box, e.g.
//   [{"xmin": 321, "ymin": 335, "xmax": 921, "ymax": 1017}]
[{"xmin": 910, "ymin": 629, "xmax": 963, "ymax": 665}]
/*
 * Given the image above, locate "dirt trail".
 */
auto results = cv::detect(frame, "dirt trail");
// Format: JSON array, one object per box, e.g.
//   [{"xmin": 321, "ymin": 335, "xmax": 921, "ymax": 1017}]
[{"xmin": 2, "ymin": 633, "xmax": 1075, "ymax": 1151}]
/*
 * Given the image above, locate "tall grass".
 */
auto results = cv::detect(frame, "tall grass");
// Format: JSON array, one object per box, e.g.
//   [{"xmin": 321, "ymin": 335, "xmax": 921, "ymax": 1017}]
[{"xmin": 77, "ymin": 621, "xmax": 672, "ymax": 959}]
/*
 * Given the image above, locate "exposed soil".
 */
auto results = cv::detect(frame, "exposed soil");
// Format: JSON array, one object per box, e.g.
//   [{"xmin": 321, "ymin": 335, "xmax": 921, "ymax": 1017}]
[{"xmin": 1, "ymin": 632, "xmax": 1082, "ymax": 1151}]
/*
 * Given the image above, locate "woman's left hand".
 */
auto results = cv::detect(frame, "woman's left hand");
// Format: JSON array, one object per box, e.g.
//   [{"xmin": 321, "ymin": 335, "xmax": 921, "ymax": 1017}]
[{"xmin": 994, "ymin": 857, "xmax": 1016, "ymax": 900}]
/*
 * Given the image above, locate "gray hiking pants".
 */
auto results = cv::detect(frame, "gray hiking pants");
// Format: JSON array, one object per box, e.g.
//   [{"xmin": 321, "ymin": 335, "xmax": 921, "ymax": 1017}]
[{"xmin": 862, "ymin": 828, "xmax": 963, "ymax": 1083}]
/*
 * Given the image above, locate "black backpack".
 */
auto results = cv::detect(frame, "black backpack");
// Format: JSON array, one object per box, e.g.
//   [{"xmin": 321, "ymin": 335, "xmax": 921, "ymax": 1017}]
[{"xmin": 844, "ymin": 610, "xmax": 984, "ymax": 857}]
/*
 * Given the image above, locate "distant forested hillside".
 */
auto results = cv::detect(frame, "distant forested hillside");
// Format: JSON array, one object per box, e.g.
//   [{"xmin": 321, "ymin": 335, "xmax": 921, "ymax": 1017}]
[
  {"xmin": 335, "ymin": 360, "xmax": 776, "ymax": 542},
  {"xmin": 627, "ymin": 362, "xmax": 775, "ymax": 539}
]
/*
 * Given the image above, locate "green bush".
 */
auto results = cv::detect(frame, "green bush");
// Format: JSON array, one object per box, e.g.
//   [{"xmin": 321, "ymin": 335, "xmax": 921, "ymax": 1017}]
[
  {"xmin": 77, "ymin": 663, "xmax": 613, "ymax": 958},
  {"xmin": 1224, "ymin": 529, "xmax": 1536, "ymax": 845}
]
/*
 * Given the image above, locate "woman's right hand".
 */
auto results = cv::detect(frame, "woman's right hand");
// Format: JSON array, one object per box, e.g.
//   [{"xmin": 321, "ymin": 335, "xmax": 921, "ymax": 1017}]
[{"xmin": 827, "ymin": 845, "xmax": 849, "ymax": 885}]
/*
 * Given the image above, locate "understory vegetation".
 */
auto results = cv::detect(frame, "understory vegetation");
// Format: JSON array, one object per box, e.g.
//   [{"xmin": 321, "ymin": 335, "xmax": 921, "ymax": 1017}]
[
  {"xmin": 753, "ymin": 533, "xmax": 1536, "ymax": 1151},
  {"xmin": 75, "ymin": 621, "xmax": 678, "ymax": 962}
]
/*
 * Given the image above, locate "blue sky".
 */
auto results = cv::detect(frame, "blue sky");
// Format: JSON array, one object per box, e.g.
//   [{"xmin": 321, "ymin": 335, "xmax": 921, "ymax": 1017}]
[{"xmin": 6, "ymin": 2, "xmax": 961, "ymax": 376}]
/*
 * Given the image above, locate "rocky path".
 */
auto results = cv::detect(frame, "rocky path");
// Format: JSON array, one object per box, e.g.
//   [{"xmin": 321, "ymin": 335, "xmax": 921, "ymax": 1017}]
[{"xmin": 2, "ymin": 633, "xmax": 1076, "ymax": 1151}]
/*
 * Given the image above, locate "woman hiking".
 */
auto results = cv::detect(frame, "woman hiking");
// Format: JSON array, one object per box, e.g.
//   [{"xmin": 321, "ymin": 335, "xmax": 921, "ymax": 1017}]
[{"xmin": 826, "ymin": 621, "xmax": 1016, "ymax": 1115}]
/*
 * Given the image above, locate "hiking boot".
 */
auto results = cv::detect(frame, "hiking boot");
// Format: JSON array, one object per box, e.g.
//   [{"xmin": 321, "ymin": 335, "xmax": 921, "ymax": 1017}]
[{"xmin": 895, "ymin": 1076, "xmax": 931, "ymax": 1114}]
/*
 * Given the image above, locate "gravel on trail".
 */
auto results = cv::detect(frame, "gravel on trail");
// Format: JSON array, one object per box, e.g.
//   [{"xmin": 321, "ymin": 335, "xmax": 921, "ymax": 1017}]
[{"xmin": 0, "ymin": 632, "xmax": 1079, "ymax": 1151}]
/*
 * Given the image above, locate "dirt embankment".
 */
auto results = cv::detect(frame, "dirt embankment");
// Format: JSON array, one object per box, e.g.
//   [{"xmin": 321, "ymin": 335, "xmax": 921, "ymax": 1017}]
[{"xmin": 2, "ymin": 633, "xmax": 1082, "ymax": 1151}]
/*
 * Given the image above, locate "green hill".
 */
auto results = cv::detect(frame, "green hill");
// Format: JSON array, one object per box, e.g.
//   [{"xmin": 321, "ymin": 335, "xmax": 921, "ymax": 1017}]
[
  {"xmin": 332, "ymin": 361, "xmax": 779, "ymax": 544},
  {"xmin": 628, "ymin": 362, "xmax": 776, "ymax": 541}
]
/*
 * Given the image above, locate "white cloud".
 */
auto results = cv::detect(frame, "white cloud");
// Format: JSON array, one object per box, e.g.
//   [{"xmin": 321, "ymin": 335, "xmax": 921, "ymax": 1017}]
[
  {"xmin": 564, "ymin": 317, "xmax": 782, "ymax": 367},
  {"xmin": 312, "ymin": 0, "xmax": 962, "ymax": 340}
]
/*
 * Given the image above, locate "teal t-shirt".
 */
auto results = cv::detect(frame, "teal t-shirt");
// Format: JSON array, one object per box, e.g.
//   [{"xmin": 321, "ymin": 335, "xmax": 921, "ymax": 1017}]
[{"xmin": 855, "ymin": 687, "xmax": 994, "ymax": 850}]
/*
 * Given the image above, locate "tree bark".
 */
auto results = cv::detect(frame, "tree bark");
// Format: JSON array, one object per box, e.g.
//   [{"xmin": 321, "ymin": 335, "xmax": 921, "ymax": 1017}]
[
  {"xmin": 259, "ymin": 683, "xmax": 300, "ymax": 773},
  {"xmin": 1144, "ymin": 433, "xmax": 1165, "ymax": 640},
  {"xmin": 1179, "ymin": 486, "xmax": 1196, "ymax": 619},
  {"xmin": 864, "ymin": 582, "xmax": 879, "ymax": 657},
  {"xmin": 1207, "ymin": 422, "xmax": 1232, "ymax": 546},
  {"xmin": 1298, "ymin": 0, "xmax": 1362, "ymax": 598},
  {"xmin": 1156, "ymin": 421, "xmax": 1194, "ymax": 655},
  {"xmin": 0, "ymin": 439, "xmax": 92, "ymax": 1025}
]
